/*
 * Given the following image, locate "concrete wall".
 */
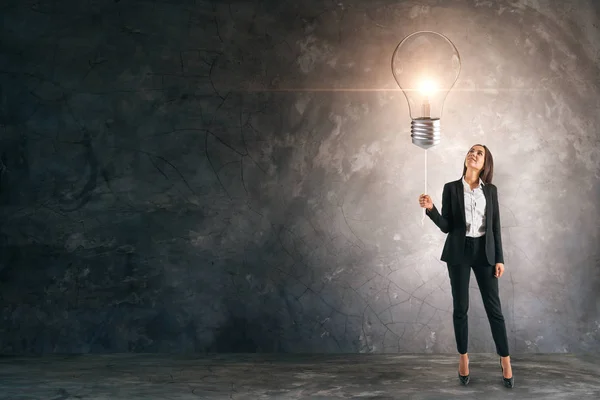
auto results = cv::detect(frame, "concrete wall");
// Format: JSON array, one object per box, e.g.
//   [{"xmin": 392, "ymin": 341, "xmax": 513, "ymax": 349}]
[{"xmin": 0, "ymin": 0, "xmax": 598, "ymax": 353}]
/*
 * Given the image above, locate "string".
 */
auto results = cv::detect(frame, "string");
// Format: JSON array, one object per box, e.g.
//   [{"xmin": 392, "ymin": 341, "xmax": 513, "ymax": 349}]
[{"xmin": 421, "ymin": 149, "xmax": 427, "ymax": 226}]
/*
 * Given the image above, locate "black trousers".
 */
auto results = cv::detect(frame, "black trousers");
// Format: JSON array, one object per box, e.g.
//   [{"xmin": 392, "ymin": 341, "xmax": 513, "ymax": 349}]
[{"xmin": 447, "ymin": 235, "xmax": 510, "ymax": 357}]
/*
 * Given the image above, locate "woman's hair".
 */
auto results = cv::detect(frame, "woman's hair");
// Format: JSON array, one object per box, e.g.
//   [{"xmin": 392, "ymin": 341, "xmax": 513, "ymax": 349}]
[{"xmin": 462, "ymin": 144, "xmax": 494, "ymax": 184}]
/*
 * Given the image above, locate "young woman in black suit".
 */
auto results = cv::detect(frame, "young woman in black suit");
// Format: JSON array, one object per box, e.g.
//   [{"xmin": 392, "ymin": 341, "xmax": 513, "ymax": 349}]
[{"xmin": 418, "ymin": 144, "xmax": 514, "ymax": 388}]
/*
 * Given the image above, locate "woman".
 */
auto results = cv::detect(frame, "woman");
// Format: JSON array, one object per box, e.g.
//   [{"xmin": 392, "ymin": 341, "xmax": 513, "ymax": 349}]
[{"xmin": 418, "ymin": 144, "xmax": 514, "ymax": 388}]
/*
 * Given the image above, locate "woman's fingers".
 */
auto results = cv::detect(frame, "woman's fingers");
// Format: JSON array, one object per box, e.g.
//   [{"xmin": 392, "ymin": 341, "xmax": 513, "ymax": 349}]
[{"xmin": 418, "ymin": 195, "xmax": 432, "ymax": 209}]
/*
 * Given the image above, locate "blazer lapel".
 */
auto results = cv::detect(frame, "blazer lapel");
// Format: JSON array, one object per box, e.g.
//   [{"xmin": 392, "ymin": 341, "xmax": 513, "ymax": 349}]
[
  {"xmin": 456, "ymin": 179, "xmax": 465, "ymax": 226},
  {"xmin": 482, "ymin": 183, "xmax": 491, "ymax": 227}
]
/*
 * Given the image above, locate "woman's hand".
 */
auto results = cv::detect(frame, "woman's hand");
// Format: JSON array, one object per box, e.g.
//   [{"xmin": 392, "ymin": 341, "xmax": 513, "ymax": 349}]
[
  {"xmin": 419, "ymin": 194, "xmax": 433, "ymax": 211},
  {"xmin": 494, "ymin": 263, "xmax": 505, "ymax": 278}
]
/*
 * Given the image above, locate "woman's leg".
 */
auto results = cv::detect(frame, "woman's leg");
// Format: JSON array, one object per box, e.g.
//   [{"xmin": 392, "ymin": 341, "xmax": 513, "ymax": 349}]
[
  {"xmin": 447, "ymin": 263, "xmax": 471, "ymax": 355},
  {"xmin": 472, "ymin": 265, "xmax": 509, "ymax": 357}
]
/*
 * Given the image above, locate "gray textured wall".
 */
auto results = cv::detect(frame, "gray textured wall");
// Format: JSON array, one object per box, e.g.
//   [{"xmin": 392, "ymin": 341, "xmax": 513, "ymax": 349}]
[{"xmin": 0, "ymin": 0, "xmax": 599, "ymax": 354}]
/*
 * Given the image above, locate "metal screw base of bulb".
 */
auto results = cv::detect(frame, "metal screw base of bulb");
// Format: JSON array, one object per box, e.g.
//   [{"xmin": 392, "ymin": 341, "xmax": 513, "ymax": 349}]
[{"xmin": 411, "ymin": 118, "xmax": 440, "ymax": 149}]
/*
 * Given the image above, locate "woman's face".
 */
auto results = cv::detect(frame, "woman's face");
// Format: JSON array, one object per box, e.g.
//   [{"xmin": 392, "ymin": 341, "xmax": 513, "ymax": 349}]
[{"xmin": 465, "ymin": 145, "xmax": 485, "ymax": 172}]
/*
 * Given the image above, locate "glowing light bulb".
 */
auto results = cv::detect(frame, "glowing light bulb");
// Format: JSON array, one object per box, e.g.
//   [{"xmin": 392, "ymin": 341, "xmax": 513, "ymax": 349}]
[{"xmin": 391, "ymin": 31, "xmax": 461, "ymax": 149}]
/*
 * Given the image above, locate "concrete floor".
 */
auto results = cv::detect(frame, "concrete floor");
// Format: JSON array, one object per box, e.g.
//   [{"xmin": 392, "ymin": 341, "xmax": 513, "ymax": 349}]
[{"xmin": 1, "ymin": 353, "xmax": 599, "ymax": 399}]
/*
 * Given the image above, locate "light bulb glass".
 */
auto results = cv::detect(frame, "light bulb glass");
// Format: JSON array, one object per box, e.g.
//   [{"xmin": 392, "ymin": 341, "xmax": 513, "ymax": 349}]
[{"xmin": 391, "ymin": 31, "xmax": 461, "ymax": 149}]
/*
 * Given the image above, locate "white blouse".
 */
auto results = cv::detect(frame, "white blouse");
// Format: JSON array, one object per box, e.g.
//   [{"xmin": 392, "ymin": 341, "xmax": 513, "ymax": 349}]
[{"xmin": 462, "ymin": 176, "xmax": 487, "ymax": 238}]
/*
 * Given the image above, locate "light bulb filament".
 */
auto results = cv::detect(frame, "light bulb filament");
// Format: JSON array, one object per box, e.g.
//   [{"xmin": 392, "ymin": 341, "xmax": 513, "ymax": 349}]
[
  {"xmin": 420, "ymin": 79, "xmax": 436, "ymax": 118},
  {"xmin": 421, "ymin": 98, "xmax": 431, "ymax": 118}
]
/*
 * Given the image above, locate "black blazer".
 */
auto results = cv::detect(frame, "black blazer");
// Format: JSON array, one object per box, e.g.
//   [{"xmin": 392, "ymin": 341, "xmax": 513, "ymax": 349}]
[{"xmin": 426, "ymin": 178, "xmax": 504, "ymax": 266}]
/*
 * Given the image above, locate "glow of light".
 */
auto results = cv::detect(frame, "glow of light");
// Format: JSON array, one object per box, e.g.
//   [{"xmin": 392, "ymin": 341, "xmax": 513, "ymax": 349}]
[{"xmin": 419, "ymin": 79, "xmax": 437, "ymax": 96}]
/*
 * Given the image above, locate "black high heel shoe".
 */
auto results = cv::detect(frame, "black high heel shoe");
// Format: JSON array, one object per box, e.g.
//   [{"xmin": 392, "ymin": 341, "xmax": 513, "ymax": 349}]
[
  {"xmin": 500, "ymin": 359, "xmax": 514, "ymax": 388},
  {"xmin": 458, "ymin": 360, "xmax": 470, "ymax": 385}
]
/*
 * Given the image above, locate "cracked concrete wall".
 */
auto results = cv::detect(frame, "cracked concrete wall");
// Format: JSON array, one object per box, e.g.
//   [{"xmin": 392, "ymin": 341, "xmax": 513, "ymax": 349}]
[{"xmin": 0, "ymin": 0, "xmax": 599, "ymax": 354}]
